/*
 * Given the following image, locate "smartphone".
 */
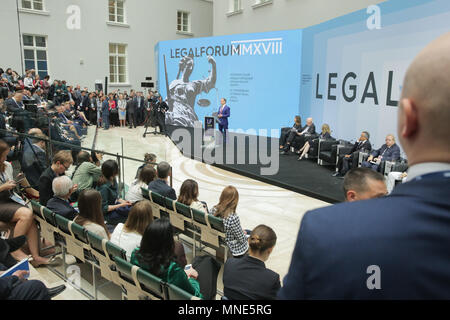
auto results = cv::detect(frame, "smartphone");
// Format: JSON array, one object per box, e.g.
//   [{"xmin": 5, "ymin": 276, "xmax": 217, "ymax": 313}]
[
  {"xmin": 184, "ymin": 264, "xmax": 192, "ymax": 271},
  {"xmin": 14, "ymin": 174, "xmax": 25, "ymax": 184}
]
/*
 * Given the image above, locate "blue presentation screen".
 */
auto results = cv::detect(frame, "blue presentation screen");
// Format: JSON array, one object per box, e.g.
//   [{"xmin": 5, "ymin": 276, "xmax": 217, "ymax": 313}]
[{"xmin": 157, "ymin": 30, "xmax": 303, "ymax": 136}]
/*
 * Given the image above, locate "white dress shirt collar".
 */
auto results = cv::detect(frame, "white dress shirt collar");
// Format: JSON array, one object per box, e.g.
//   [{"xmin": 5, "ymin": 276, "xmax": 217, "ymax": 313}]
[{"xmin": 406, "ymin": 162, "xmax": 450, "ymax": 182}]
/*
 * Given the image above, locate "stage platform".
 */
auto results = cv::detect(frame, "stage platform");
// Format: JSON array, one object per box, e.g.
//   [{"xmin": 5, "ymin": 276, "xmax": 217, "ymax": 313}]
[{"xmin": 167, "ymin": 125, "xmax": 345, "ymax": 203}]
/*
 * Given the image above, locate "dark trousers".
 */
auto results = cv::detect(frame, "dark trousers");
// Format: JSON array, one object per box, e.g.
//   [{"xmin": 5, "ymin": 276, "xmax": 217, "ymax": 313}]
[
  {"xmin": 156, "ymin": 115, "xmax": 166, "ymax": 134},
  {"xmin": 282, "ymin": 131, "xmax": 298, "ymax": 151},
  {"xmin": 361, "ymin": 161, "xmax": 380, "ymax": 172},
  {"xmin": 105, "ymin": 204, "xmax": 131, "ymax": 225},
  {"xmin": 102, "ymin": 114, "xmax": 110, "ymax": 129},
  {"xmin": 137, "ymin": 108, "xmax": 145, "ymax": 125},
  {"xmin": 192, "ymin": 255, "xmax": 221, "ymax": 300},
  {"xmin": 279, "ymin": 127, "xmax": 291, "ymax": 146},
  {"xmin": 128, "ymin": 112, "xmax": 136, "ymax": 128},
  {"xmin": 219, "ymin": 123, "xmax": 228, "ymax": 143},
  {"xmin": 7, "ymin": 279, "xmax": 50, "ymax": 300},
  {"xmin": 292, "ymin": 134, "xmax": 307, "ymax": 150},
  {"xmin": 337, "ymin": 153, "xmax": 360, "ymax": 175}
]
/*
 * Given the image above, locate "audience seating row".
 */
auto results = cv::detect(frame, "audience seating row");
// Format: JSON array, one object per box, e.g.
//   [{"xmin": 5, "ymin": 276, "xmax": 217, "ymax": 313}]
[
  {"xmin": 141, "ymin": 188, "xmax": 228, "ymax": 262},
  {"xmin": 29, "ymin": 200, "xmax": 198, "ymax": 300}
]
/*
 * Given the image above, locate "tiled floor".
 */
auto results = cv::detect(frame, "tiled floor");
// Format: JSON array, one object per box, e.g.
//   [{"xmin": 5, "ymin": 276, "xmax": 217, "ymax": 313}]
[{"xmin": 31, "ymin": 125, "xmax": 332, "ymax": 300}]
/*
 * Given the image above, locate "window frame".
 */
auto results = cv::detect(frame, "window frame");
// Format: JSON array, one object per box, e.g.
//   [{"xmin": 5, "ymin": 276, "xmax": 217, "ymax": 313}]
[
  {"xmin": 22, "ymin": 34, "xmax": 49, "ymax": 79},
  {"xmin": 109, "ymin": 43, "xmax": 128, "ymax": 85},
  {"xmin": 108, "ymin": 0, "xmax": 127, "ymax": 24},
  {"xmin": 21, "ymin": 0, "xmax": 45, "ymax": 11},
  {"xmin": 177, "ymin": 10, "xmax": 191, "ymax": 33}
]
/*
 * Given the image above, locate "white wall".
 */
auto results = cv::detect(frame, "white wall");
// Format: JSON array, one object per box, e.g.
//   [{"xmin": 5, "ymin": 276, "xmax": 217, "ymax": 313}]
[
  {"xmin": 213, "ymin": 0, "xmax": 386, "ymax": 36},
  {"xmin": 0, "ymin": 0, "xmax": 213, "ymax": 91}
]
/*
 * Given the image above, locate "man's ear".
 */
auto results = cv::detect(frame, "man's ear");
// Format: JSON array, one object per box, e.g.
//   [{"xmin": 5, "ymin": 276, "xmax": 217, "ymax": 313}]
[
  {"xmin": 400, "ymin": 98, "xmax": 419, "ymax": 139},
  {"xmin": 346, "ymin": 190, "xmax": 357, "ymax": 202}
]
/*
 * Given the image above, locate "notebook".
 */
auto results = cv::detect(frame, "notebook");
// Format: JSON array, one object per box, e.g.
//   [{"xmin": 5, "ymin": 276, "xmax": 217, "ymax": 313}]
[{"xmin": 0, "ymin": 258, "xmax": 30, "ymax": 279}]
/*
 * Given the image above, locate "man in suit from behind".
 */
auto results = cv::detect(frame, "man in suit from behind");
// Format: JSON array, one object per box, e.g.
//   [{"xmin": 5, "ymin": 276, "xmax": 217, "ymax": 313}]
[
  {"xmin": 127, "ymin": 92, "xmax": 137, "ymax": 128},
  {"xmin": 217, "ymin": 98, "xmax": 230, "ymax": 144},
  {"xmin": 148, "ymin": 161, "xmax": 176, "ymax": 200},
  {"xmin": 278, "ymin": 32, "xmax": 450, "ymax": 299},
  {"xmin": 361, "ymin": 134, "xmax": 401, "ymax": 172},
  {"xmin": 333, "ymin": 131, "xmax": 372, "ymax": 177}
]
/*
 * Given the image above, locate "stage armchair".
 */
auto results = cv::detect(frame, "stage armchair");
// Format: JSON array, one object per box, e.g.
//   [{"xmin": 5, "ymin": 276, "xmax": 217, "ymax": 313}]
[{"xmin": 318, "ymin": 139, "xmax": 340, "ymax": 165}]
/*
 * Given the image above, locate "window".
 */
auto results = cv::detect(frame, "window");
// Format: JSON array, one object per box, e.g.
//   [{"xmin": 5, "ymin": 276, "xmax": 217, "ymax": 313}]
[
  {"xmin": 21, "ymin": 0, "xmax": 44, "ymax": 11},
  {"xmin": 109, "ymin": 43, "xmax": 128, "ymax": 84},
  {"xmin": 177, "ymin": 11, "xmax": 190, "ymax": 33},
  {"xmin": 232, "ymin": 0, "xmax": 242, "ymax": 12},
  {"xmin": 22, "ymin": 34, "xmax": 48, "ymax": 78},
  {"xmin": 108, "ymin": 0, "xmax": 125, "ymax": 23}
]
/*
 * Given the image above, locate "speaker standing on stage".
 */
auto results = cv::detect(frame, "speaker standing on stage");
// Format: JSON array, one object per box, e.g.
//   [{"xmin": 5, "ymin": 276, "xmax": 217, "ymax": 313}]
[{"xmin": 218, "ymin": 98, "xmax": 230, "ymax": 143}]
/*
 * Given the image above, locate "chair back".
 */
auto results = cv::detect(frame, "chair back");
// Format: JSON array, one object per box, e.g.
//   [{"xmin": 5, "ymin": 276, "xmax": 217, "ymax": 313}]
[{"xmin": 166, "ymin": 283, "xmax": 201, "ymax": 300}]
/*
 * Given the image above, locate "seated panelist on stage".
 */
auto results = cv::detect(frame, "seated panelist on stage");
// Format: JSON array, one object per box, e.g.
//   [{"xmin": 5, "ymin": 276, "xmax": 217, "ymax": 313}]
[
  {"xmin": 361, "ymin": 134, "xmax": 401, "ymax": 172},
  {"xmin": 279, "ymin": 116, "xmax": 302, "ymax": 150},
  {"xmin": 217, "ymin": 98, "xmax": 230, "ymax": 142},
  {"xmin": 333, "ymin": 131, "xmax": 372, "ymax": 177},
  {"xmin": 297, "ymin": 123, "xmax": 331, "ymax": 160},
  {"xmin": 281, "ymin": 117, "xmax": 316, "ymax": 154}
]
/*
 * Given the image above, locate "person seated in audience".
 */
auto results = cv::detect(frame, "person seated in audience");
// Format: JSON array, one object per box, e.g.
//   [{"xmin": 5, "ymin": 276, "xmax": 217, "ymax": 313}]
[
  {"xmin": 361, "ymin": 134, "xmax": 401, "ymax": 172},
  {"xmin": 135, "ymin": 153, "xmax": 157, "ymax": 179},
  {"xmin": 56, "ymin": 105, "xmax": 81, "ymax": 140},
  {"xmin": 223, "ymin": 224, "xmax": 280, "ymax": 300},
  {"xmin": 38, "ymin": 150, "xmax": 73, "ymax": 206},
  {"xmin": 0, "ymin": 236, "xmax": 66, "ymax": 300},
  {"xmin": 148, "ymin": 161, "xmax": 176, "ymax": 200},
  {"xmin": 386, "ymin": 171, "xmax": 408, "ymax": 194},
  {"xmin": 131, "ymin": 219, "xmax": 220, "ymax": 300},
  {"xmin": 0, "ymin": 101, "xmax": 18, "ymax": 147},
  {"xmin": 297, "ymin": 123, "xmax": 331, "ymax": 160},
  {"xmin": 279, "ymin": 116, "xmax": 302, "ymax": 150},
  {"xmin": 91, "ymin": 150, "xmax": 103, "ymax": 167},
  {"xmin": 177, "ymin": 179, "xmax": 208, "ymax": 213},
  {"xmin": 71, "ymin": 150, "xmax": 102, "ymax": 195},
  {"xmin": 125, "ymin": 165, "xmax": 156, "ymax": 204},
  {"xmin": 96, "ymin": 159, "xmax": 132, "ymax": 226},
  {"xmin": 46, "ymin": 176, "xmax": 78, "ymax": 220},
  {"xmin": 74, "ymin": 189, "xmax": 110, "ymax": 240},
  {"xmin": 343, "ymin": 168, "xmax": 387, "ymax": 202},
  {"xmin": 281, "ymin": 117, "xmax": 316, "ymax": 154},
  {"xmin": 333, "ymin": 131, "xmax": 372, "ymax": 177},
  {"xmin": 0, "ymin": 140, "xmax": 52, "ymax": 267},
  {"xmin": 5, "ymin": 92, "xmax": 24, "ymax": 114},
  {"xmin": 211, "ymin": 186, "xmax": 249, "ymax": 258},
  {"xmin": 21, "ymin": 133, "xmax": 48, "ymax": 189},
  {"xmin": 110, "ymin": 200, "xmax": 153, "ymax": 260}
]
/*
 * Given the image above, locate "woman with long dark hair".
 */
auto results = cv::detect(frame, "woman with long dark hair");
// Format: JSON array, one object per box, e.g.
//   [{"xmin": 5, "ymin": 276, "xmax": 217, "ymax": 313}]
[
  {"xmin": 96, "ymin": 159, "xmax": 131, "ymax": 225},
  {"xmin": 177, "ymin": 179, "xmax": 208, "ymax": 213},
  {"xmin": 131, "ymin": 219, "xmax": 220, "ymax": 300}
]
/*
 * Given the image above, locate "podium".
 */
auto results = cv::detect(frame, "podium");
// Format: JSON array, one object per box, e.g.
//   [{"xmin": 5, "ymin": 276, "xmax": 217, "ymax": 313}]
[{"xmin": 203, "ymin": 113, "xmax": 218, "ymax": 146}]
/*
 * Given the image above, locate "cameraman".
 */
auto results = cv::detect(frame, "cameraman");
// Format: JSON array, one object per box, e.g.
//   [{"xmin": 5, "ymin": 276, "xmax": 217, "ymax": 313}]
[{"xmin": 153, "ymin": 93, "xmax": 168, "ymax": 136}]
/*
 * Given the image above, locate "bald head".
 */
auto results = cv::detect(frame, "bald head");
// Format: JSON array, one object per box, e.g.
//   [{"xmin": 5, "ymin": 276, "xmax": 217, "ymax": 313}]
[
  {"xmin": 306, "ymin": 118, "xmax": 313, "ymax": 126},
  {"xmin": 398, "ymin": 32, "xmax": 450, "ymax": 165}
]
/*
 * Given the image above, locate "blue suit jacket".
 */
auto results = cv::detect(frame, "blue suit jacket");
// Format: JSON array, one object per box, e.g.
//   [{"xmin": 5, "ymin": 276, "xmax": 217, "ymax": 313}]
[
  {"xmin": 217, "ymin": 105, "xmax": 230, "ymax": 127},
  {"xmin": 371, "ymin": 143, "xmax": 401, "ymax": 162},
  {"xmin": 278, "ymin": 173, "xmax": 450, "ymax": 299}
]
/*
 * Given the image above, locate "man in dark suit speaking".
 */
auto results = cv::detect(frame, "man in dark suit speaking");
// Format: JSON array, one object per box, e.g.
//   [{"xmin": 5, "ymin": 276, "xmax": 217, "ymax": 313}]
[
  {"xmin": 278, "ymin": 32, "xmax": 450, "ymax": 299},
  {"xmin": 217, "ymin": 98, "xmax": 230, "ymax": 143}
]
